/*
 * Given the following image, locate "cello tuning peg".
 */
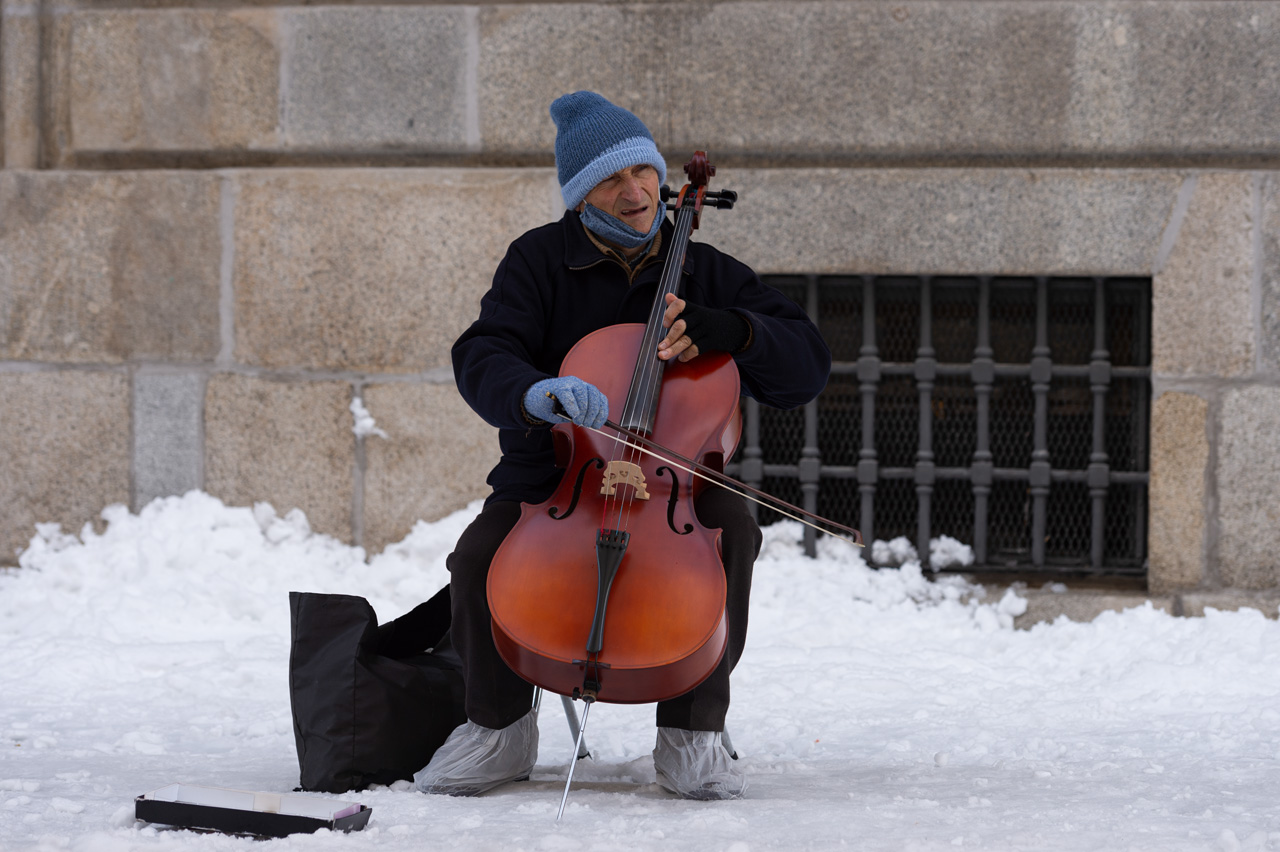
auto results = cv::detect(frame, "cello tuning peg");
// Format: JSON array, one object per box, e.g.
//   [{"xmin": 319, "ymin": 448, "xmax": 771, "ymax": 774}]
[
  {"xmin": 660, "ymin": 185, "xmax": 675, "ymax": 201},
  {"xmin": 706, "ymin": 189, "xmax": 737, "ymax": 209}
]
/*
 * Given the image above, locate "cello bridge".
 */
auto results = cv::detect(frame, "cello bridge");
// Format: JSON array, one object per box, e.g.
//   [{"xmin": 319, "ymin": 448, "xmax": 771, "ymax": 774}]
[{"xmin": 600, "ymin": 461, "xmax": 650, "ymax": 500}]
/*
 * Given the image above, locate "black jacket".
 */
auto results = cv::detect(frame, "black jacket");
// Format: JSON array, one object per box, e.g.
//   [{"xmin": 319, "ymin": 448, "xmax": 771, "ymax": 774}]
[{"xmin": 451, "ymin": 210, "xmax": 831, "ymax": 505}]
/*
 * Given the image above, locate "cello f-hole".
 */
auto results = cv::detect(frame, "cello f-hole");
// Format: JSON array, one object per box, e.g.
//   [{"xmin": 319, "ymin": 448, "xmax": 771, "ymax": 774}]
[
  {"xmin": 549, "ymin": 456, "xmax": 606, "ymax": 520},
  {"xmin": 657, "ymin": 465, "xmax": 694, "ymax": 536}
]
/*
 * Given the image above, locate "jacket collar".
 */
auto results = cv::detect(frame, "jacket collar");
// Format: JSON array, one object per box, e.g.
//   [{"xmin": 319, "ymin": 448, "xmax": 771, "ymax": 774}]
[{"xmin": 562, "ymin": 209, "xmax": 694, "ymax": 277}]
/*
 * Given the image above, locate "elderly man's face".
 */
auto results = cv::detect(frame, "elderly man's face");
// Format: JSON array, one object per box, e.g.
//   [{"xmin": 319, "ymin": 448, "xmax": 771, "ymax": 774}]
[{"xmin": 579, "ymin": 164, "xmax": 662, "ymax": 236}]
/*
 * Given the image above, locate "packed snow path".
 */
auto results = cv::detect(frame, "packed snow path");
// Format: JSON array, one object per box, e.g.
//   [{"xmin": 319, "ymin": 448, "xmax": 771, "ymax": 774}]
[{"xmin": 2, "ymin": 493, "xmax": 1278, "ymax": 851}]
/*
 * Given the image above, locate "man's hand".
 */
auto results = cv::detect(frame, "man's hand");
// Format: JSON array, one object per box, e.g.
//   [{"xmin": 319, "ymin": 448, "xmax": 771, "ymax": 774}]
[
  {"xmin": 657, "ymin": 293, "xmax": 751, "ymax": 362},
  {"xmin": 522, "ymin": 376, "xmax": 609, "ymax": 428}
]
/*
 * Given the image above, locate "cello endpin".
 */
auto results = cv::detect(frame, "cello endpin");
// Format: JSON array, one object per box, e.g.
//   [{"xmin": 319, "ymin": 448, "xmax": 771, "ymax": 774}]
[{"xmin": 555, "ymin": 700, "xmax": 593, "ymax": 821}]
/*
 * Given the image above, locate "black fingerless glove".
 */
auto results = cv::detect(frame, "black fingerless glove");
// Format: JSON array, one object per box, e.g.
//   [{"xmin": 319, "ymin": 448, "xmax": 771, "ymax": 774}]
[{"xmin": 678, "ymin": 302, "xmax": 751, "ymax": 354}]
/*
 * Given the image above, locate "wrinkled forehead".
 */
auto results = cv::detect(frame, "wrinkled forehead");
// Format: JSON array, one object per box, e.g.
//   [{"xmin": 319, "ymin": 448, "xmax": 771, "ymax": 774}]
[{"xmin": 594, "ymin": 163, "xmax": 656, "ymax": 188}]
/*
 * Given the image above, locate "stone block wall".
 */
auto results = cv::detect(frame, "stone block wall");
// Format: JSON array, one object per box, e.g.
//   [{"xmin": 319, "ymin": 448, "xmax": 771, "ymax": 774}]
[{"xmin": 2, "ymin": 1, "xmax": 1279, "ymax": 593}]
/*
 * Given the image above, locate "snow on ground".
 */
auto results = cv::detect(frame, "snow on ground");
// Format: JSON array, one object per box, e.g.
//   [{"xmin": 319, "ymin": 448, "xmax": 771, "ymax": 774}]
[{"xmin": 2, "ymin": 492, "xmax": 1279, "ymax": 851}]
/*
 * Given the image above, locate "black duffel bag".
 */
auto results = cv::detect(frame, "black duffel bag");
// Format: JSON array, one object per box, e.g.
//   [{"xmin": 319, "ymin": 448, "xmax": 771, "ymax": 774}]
[{"xmin": 287, "ymin": 587, "xmax": 466, "ymax": 793}]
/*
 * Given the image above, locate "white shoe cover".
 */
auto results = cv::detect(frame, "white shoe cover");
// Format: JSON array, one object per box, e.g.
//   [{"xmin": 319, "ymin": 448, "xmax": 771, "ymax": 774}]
[
  {"xmin": 413, "ymin": 709, "xmax": 538, "ymax": 796},
  {"xmin": 653, "ymin": 727, "xmax": 747, "ymax": 800}
]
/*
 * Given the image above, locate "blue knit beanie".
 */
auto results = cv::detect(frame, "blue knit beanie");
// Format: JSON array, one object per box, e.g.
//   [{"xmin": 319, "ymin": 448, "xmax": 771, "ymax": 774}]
[{"xmin": 550, "ymin": 91, "xmax": 667, "ymax": 210}]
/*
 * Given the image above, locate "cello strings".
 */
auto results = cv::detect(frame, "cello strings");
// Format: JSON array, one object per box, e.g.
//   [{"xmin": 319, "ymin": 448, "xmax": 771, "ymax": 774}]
[{"xmin": 622, "ymin": 201, "xmax": 693, "ymax": 527}]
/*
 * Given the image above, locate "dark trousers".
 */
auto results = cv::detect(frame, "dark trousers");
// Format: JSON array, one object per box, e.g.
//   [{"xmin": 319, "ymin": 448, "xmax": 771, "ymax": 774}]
[{"xmin": 448, "ymin": 487, "xmax": 762, "ymax": 732}]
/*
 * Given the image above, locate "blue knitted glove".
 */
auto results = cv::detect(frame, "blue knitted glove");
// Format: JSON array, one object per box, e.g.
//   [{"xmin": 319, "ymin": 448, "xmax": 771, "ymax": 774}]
[{"xmin": 522, "ymin": 377, "xmax": 609, "ymax": 429}]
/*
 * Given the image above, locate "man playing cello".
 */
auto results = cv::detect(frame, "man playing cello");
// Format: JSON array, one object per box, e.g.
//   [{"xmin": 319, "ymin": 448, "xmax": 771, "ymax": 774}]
[{"xmin": 415, "ymin": 91, "xmax": 831, "ymax": 800}]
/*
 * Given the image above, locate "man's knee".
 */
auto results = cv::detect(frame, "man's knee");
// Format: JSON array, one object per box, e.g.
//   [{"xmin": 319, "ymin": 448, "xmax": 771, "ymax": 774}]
[
  {"xmin": 447, "ymin": 502, "xmax": 522, "ymax": 585},
  {"xmin": 696, "ymin": 491, "xmax": 761, "ymax": 561}
]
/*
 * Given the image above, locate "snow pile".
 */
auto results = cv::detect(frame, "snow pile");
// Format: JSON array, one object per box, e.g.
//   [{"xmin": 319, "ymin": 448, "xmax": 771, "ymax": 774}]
[
  {"xmin": 3, "ymin": 493, "xmax": 1280, "ymax": 851},
  {"xmin": 786, "ymin": 528, "xmax": 1020, "ymax": 629},
  {"xmin": 349, "ymin": 397, "xmax": 389, "ymax": 440},
  {"xmin": 870, "ymin": 534, "xmax": 976, "ymax": 571},
  {"xmin": 5, "ymin": 496, "xmax": 1014, "ymax": 661},
  {"xmin": 929, "ymin": 534, "xmax": 976, "ymax": 570},
  {"xmin": 8, "ymin": 493, "xmax": 456, "ymax": 646}
]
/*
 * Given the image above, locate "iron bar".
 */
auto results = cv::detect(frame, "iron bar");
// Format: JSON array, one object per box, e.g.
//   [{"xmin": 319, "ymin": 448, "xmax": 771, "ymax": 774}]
[
  {"xmin": 801, "ymin": 275, "xmax": 822, "ymax": 556},
  {"xmin": 1088, "ymin": 277, "xmax": 1110, "ymax": 569},
  {"xmin": 972, "ymin": 276, "xmax": 994, "ymax": 565},
  {"xmin": 915, "ymin": 277, "xmax": 936, "ymax": 559},
  {"xmin": 857, "ymin": 276, "xmax": 878, "ymax": 545},
  {"xmin": 1030, "ymin": 277, "xmax": 1051, "ymax": 567}
]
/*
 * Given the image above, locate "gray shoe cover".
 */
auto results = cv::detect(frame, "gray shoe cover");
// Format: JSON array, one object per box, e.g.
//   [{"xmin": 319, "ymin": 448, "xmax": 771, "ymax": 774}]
[
  {"xmin": 413, "ymin": 709, "xmax": 538, "ymax": 796},
  {"xmin": 653, "ymin": 727, "xmax": 747, "ymax": 800}
]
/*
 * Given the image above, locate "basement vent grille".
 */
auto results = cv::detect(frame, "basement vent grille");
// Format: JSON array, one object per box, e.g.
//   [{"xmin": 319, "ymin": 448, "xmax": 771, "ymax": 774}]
[{"xmin": 732, "ymin": 275, "xmax": 1151, "ymax": 575}]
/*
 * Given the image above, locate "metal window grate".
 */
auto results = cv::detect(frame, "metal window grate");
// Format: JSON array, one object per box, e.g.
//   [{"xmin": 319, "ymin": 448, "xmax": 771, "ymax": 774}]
[{"xmin": 730, "ymin": 275, "xmax": 1151, "ymax": 575}]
